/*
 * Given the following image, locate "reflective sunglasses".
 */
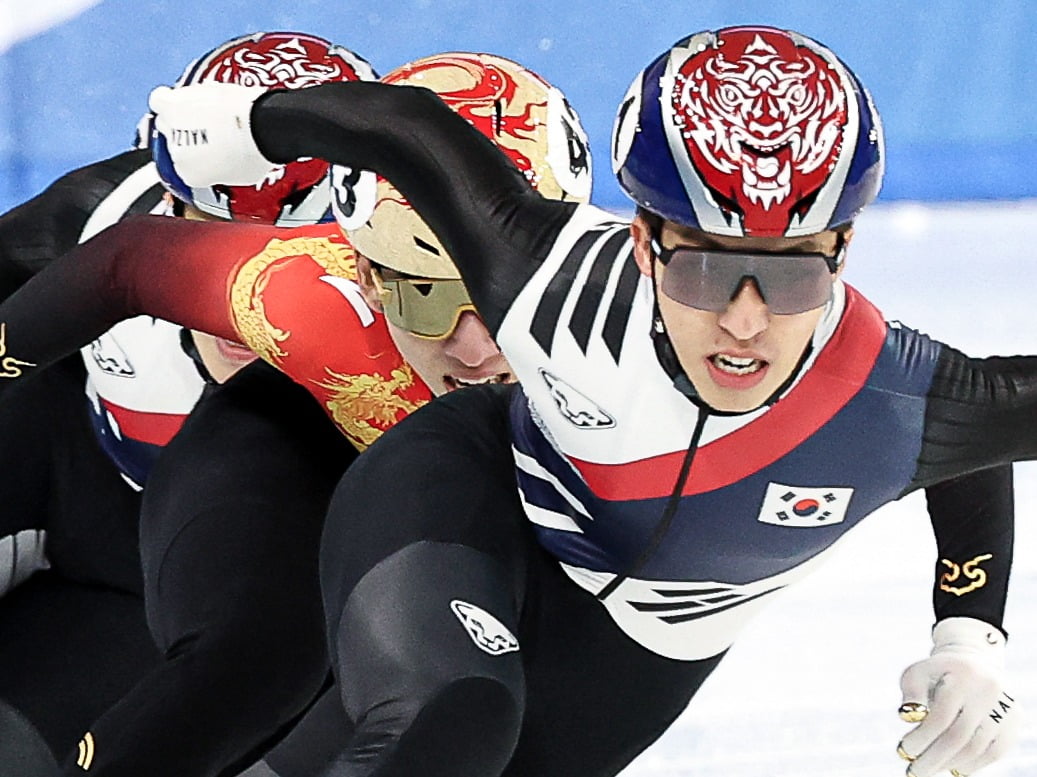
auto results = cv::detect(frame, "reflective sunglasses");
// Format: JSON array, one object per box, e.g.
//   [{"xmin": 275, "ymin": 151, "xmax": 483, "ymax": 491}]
[
  {"xmin": 373, "ymin": 269, "xmax": 476, "ymax": 339},
  {"xmin": 652, "ymin": 238, "xmax": 842, "ymax": 315}
]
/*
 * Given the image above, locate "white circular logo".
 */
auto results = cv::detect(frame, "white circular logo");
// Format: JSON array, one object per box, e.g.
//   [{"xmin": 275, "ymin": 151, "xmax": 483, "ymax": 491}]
[{"xmin": 329, "ymin": 164, "xmax": 377, "ymax": 231}]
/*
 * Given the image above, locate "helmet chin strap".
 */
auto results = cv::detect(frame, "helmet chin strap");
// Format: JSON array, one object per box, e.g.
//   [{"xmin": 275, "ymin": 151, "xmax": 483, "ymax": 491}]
[
  {"xmin": 178, "ymin": 328, "xmax": 217, "ymax": 386},
  {"xmin": 650, "ymin": 298, "xmax": 701, "ymax": 403},
  {"xmin": 647, "ymin": 252, "xmax": 710, "ymax": 406}
]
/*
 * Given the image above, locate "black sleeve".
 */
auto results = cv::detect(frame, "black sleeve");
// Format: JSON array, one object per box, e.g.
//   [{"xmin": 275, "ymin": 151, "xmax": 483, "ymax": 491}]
[
  {"xmin": 0, "ymin": 149, "xmax": 160, "ymax": 301},
  {"xmin": 912, "ymin": 347, "xmax": 1037, "ymax": 489},
  {"xmin": 0, "ymin": 217, "xmax": 158, "ymax": 381},
  {"xmin": 908, "ymin": 347, "xmax": 1035, "ymax": 635},
  {"xmin": 252, "ymin": 83, "xmax": 578, "ymax": 334},
  {"xmin": 924, "ymin": 467, "xmax": 1013, "ymax": 634}
]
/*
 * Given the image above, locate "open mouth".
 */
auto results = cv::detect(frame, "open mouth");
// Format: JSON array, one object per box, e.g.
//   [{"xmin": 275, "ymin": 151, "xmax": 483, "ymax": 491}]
[
  {"xmin": 443, "ymin": 372, "xmax": 513, "ymax": 391},
  {"xmin": 709, "ymin": 353, "xmax": 766, "ymax": 376}
]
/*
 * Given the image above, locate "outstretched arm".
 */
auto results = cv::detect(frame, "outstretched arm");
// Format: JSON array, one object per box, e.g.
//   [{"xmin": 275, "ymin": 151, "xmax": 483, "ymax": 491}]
[
  {"xmin": 0, "ymin": 215, "xmax": 279, "ymax": 380},
  {"xmin": 895, "ymin": 346, "xmax": 1032, "ymax": 777},
  {"xmin": 149, "ymin": 81, "xmax": 577, "ymax": 334},
  {"xmin": 895, "ymin": 469, "xmax": 1019, "ymax": 777}
]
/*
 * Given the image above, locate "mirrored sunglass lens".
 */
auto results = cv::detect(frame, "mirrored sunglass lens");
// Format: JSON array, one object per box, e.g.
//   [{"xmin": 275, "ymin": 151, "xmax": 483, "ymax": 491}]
[
  {"xmin": 660, "ymin": 250, "xmax": 832, "ymax": 314},
  {"xmin": 754, "ymin": 258, "xmax": 833, "ymax": 314},
  {"xmin": 659, "ymin": 251, "xmax": 737, "ymax": 311},
  {"xmin": 382, "ymin": 279, "xmax": 473, "ymax": 338}
]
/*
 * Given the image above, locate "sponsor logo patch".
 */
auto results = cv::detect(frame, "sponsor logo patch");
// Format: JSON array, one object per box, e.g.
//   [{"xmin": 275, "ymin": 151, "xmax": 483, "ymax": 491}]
[
  {"xmin": 539, "ymin": 369, "xmax": 615, "ymax": 429},
  {"xmin": 450, "ymin": 600, "xmax": 519, "ymax": 655},
  {"xmin": 939, "ymin": 553, "xmax": 993, "ymax": 596},
  {"xmin": 88, "ymin": 333, "xmax": 135, "ymax": 378},
  {"xmin": 76, "ymin": 731, "xmax": 95, "ymax": 770}
]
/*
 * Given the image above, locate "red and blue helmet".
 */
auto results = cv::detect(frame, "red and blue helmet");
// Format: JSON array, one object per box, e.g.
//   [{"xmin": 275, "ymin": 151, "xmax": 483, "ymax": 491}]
[
  {"xmin": 150, "ymin": 32, "xmax": 377, "ymax": 225},
  {"xmin": 611, "ymin": 26, "xmax": 884, "ymax": 237}
]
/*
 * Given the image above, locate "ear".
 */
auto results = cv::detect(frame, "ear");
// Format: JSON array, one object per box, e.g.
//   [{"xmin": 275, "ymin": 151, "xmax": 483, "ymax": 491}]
[
  {"xmin": 834, "ymin": 227, "xmax": 854, "ymax": 280},
  {"xmin": 354, "ymin": 253, "xmax": 384, "ymax": 313},
  {"xmin": 630, "ymin": 215, "xmax": 655, "ymax": 277}
]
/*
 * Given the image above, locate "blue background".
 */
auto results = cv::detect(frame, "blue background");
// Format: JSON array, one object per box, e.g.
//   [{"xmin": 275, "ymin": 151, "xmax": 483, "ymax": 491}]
[{"xmin": 1, "ymin": 0, "xmax": 1035, "ymax": 213}]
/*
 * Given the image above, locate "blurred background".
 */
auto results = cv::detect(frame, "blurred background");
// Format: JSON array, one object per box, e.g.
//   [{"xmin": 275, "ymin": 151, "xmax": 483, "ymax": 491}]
[
  {"xmin": 2, "ymin": 2, "xmax": 1036, "ymax": 775},
  {"xmin": 1, "ymin": 0, "xmax": 1035, "ymax": 211}
]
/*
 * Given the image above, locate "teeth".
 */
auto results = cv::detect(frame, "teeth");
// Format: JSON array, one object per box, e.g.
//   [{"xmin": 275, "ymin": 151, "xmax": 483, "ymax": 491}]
[
  {"xmin": 452, "ymin": 375, "xmax": 504, "ymax": 386},
  {"xmin": 720, "ymin": 355, "xmax": 755, "ymax": 366},
  {"xmin": 713, "ymin": 355, "xmax": 762, "ymax": 375}
]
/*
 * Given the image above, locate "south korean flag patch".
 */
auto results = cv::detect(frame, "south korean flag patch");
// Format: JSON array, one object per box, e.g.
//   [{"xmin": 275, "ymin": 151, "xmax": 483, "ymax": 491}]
[{"xmin": 757, "ymin": 483, "xmax": 854, "ymax": 528}]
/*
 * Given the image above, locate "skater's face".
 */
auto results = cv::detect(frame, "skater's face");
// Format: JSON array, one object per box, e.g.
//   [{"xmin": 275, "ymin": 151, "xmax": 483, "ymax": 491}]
[
  {"xmin": 632, "ymin": 216, "xmax": 847, "ymax": 413},
  {"xmin": 355, "ymin": 254, "xmax": 514, "ymax": 396}
]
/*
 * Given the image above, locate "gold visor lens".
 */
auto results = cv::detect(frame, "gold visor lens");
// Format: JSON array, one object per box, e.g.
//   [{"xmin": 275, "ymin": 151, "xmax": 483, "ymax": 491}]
[{"xmin": 379, "ymin": 277, "xmax": 476, "ymax": 339}]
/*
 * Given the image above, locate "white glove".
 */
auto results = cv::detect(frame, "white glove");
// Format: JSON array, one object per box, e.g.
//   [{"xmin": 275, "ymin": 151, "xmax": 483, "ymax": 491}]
[
  {"xmin": 147, "ymin": 83, "xmax": 276, "ymax": 188},
  {"xmin": 898, "ymin": 617, "xmax": 1021, "ymax": 776}
]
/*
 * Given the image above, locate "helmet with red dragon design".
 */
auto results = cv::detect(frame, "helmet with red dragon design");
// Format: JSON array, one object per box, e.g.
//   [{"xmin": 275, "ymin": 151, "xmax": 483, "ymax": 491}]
[
  {"xmin": 149, "ymin": 31, "xmax": 378, "ymax": 225},
  {"xmin": 611, "ymin": 26, "xmax": 884, "ymax": 237},
  {"xmin": 329, "ymin": 51, "xmax": 592, "ymax": 280}
]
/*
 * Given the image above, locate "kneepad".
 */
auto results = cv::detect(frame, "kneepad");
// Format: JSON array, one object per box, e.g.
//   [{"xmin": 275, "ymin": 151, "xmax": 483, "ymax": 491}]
[{"xmin": 330, "ymin": 542, "xmax": 525, "ymax": 753}]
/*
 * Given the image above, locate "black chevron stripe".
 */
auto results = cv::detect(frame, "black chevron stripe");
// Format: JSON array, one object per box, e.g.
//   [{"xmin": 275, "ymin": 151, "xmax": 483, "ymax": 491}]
[
  {"xmin": 568, "ymin": 227, "xmax": 632, "ymax": 353},
  {"xmin": 601, "ymin": 255, "xmax": 640, "ymax": 362},
  {"xmin": 529, "ymin": 225, "xmax": 616, "ymax": 355},
  {"xmin": 657, "ymin": 585, "xmax": 784, "ymax": 624},
  {"xmin": 628, "ymin": 592, "xmax": 743, "ymax": 610},
  {"xmin": 649, "ymin": 586, "xmax": 733, "ymax": 597}
]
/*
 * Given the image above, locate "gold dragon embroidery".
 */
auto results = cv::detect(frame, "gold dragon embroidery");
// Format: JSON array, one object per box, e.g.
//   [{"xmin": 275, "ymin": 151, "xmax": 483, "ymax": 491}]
[
  {"xmin": 230, "ymin": 235, "xmax": 357, "ymax": 365},
  {"xmin": 317, "ymin": 363, "xmax": 426, "ymax": 450},
  {"xmin": 0, "ymin": 323, "xmax": 35, "ymax": 378}
]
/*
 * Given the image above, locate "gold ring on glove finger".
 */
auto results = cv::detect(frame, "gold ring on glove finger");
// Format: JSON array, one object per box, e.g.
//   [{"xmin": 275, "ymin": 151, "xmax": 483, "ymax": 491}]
[
  {"xmin": 897, "ymin": 742, "xmax": 917, "ymax": 762},
  {"xmin": 898, "ymin": 702, "xmax": 930, "ymax": 723},
  {"xmin": 897, "ymin": 744, "xmax": 966, "ymax": 777}
]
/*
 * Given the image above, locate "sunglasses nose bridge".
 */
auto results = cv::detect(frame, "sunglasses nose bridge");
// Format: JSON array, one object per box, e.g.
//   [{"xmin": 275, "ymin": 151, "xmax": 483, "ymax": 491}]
[
  {"xmin": 716, "ymin": 277, "xmax": 771, "ymax": 340},
  {"xmin": 729, "ymin": 275, "xmax": 769, "ymax": 309},
  {"xmin": 730, "ymin": 274, "xmax": 765, "ymax": 304}
]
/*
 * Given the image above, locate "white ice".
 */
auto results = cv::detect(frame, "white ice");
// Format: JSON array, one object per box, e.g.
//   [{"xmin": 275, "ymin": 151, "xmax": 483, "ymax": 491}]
[{"xmin": 621, "ymin": 200, "xmax": 1037, "ymax": 777}]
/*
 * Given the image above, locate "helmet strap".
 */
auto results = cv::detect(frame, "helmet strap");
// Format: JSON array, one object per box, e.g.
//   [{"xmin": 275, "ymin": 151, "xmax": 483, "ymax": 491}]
[
  {"xmin": 646, "ymin": 240, "xmax": 704, "ymax": 405},
  {"xmin": 650, "ymin": 305, "xmax": 700, "ymax": 403},
  {"xmin": 177, "ymin": 327, "xmax": 217, "ymax": 386}
]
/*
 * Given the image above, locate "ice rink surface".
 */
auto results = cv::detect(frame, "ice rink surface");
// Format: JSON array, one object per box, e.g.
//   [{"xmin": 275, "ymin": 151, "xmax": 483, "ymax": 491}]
[{"xmin": 619, "ymin": 199, "xmax": 1037, "ymax": 776}]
